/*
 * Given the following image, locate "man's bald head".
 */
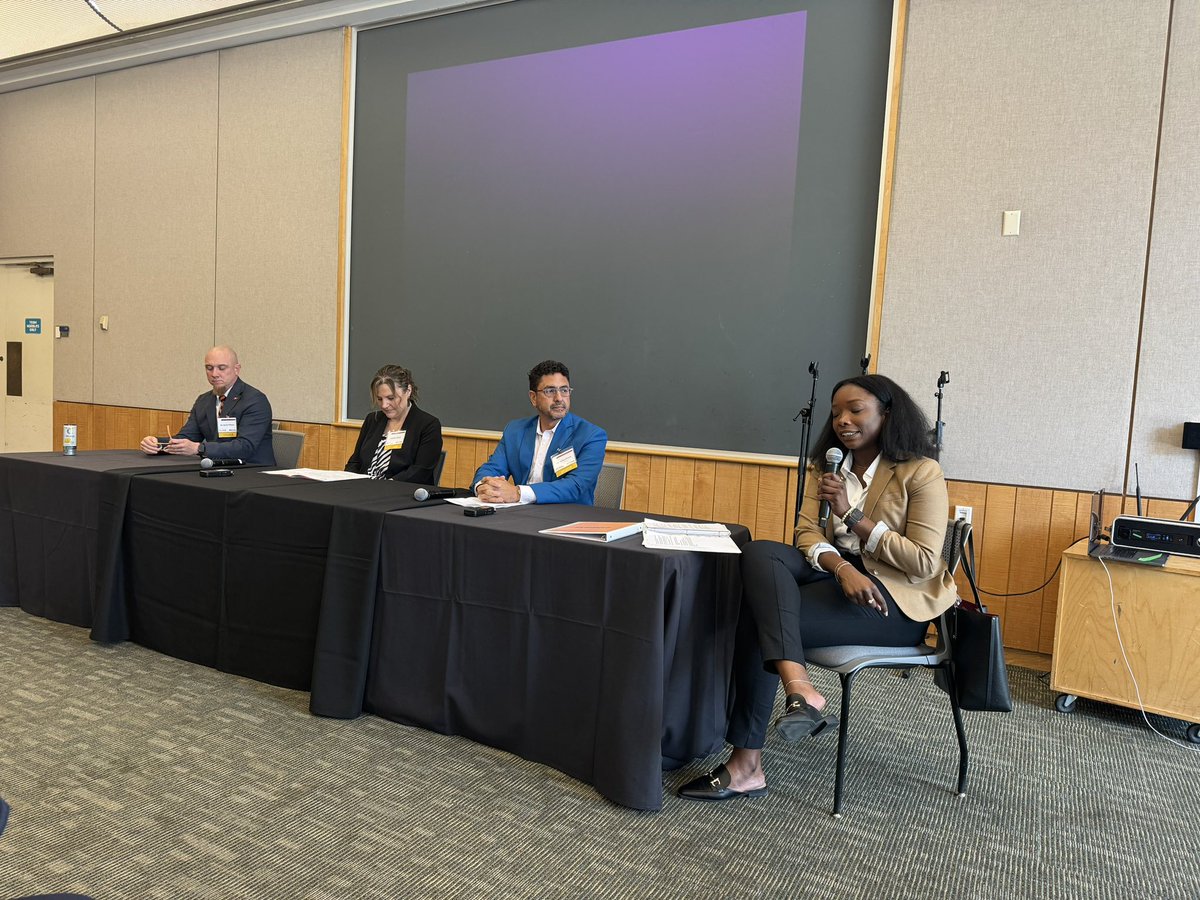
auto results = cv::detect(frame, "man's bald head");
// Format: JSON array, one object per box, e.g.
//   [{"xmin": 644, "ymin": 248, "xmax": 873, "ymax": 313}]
[{"xmin": 204, "ymin": 346, "xmax": 241, "ymax": 394}]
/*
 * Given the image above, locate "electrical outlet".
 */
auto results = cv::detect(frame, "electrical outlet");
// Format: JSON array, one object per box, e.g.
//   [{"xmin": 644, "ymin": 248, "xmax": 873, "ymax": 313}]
[{"xmin": 954, "ymin": 505, "xmax": 973, "ymax": 524}]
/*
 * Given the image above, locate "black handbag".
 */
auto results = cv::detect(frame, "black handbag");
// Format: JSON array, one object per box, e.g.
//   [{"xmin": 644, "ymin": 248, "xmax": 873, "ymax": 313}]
[{"xmin": 937, "ymin": 530, "xmax": 1013, "ymax": 713}]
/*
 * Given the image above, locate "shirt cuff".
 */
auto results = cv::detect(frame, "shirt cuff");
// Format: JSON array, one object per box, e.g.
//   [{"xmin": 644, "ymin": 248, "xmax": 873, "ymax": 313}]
[
  {"xmin": 864, "ymin": 520, "xmax": 890, "ymax": 554},
  {"xmin": 518, "ymin": 484, "xmax": 537, "ymax": 504},
  {"xmin": 807, "ymin": 541, "xmax": 840, "ymax": 569}
]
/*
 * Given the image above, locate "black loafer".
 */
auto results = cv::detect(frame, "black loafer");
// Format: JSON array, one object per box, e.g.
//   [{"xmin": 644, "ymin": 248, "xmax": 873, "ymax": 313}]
[
  {"xmin": 677, "ymin": 764, "xmax": 767, "ymax": 803},
  {"xmin": 775, "ymin": 694, "xmax": 838, "ymax": 741}
]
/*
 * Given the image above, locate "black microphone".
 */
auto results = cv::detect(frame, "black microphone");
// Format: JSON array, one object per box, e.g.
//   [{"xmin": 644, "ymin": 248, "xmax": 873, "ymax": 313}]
[
  {"xmin": 413, "ymin": 487, "xmax": 456, "ymax": 501},
  {"xmin": 817, "ymin": 447, "xmax": 844, "ymax": 527},
  {"xmin": 200, "ymin": 457, "xmax": 244, "ymax": 469}
]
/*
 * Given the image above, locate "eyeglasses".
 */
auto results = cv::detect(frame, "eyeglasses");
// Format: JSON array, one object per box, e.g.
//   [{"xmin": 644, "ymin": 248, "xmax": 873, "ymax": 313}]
[{"xmin": 534, "ymin": 387, "xmax": 572, "ymax": 398}]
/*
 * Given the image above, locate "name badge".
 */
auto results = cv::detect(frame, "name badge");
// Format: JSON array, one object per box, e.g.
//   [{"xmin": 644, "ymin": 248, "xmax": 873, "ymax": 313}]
[
  {"xmin": 383, "ymin": 429, "xmax": 406, "ymax": 450},
  {"xmin": 551, "ymin": 447, "xmax": 578, "ymax": 477},
  {"xmin": 217, "ymin": 416, "xmax": 238, "ymax": 439}
]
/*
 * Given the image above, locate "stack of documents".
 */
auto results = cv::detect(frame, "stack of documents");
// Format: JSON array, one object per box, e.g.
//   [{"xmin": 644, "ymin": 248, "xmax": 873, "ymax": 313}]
[
  {"xmin": 641, "ymin": 519, "xmax": 741, "ymax": 553},
  {"xmin": 537, "ymin": 518, "xmax": 740, "ymax": 552},
  {"xmin": 265, "ymin": 469, "xmax": 370, "ymax": 482},
  {"xmin": 446, "ymin": 496, "xmax": 525, "ymax": 510}
]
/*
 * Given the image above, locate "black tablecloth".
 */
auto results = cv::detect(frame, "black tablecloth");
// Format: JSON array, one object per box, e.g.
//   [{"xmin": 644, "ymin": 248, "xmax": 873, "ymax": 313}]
[
  {"xmin": 363, "ymin": 502, "xmax": 748, "ymax": 811},
  {"xmin": 107, "ymin": 470, "xmax": 438, "ymax": 696},
  {"xmin": 6, "ymin": 451, "xmax": 750, "ymax": 810},
  {"xmin": 0, "ymin": 450, "xmax": 202, "ymax": 625}
]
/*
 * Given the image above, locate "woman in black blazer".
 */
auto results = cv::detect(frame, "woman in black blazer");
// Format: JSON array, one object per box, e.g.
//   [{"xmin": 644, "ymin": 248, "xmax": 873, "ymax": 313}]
[{"xmin": 345, "ymin": 365, "xmax": 443, "ymax": 484}]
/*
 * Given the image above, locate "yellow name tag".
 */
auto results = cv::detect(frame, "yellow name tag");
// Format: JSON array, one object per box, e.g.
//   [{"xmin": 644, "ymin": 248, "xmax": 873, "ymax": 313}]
[
  {"xmin": 383, "ymin": 429, "xmax": 406, "ymax": 450},
  {"xmin": 551, "ymin": 447, "xmax": 578, "ymax": 477},
  {"xmin": 217, "ymin": 416, "xmax": 238, "ymax": 439}
]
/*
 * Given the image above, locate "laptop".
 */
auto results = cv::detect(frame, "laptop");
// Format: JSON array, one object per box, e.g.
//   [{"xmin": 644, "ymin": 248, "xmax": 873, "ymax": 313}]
[{"xmin": 1086, "ymin": 489, "xmax": 1168, "ymax": 567}]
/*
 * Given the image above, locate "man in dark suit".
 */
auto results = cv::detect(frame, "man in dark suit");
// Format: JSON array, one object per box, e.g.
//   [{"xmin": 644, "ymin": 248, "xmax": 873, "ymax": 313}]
[
  {"xmin": 139, "ymin": 345, "xmax": 275, "ymax": 465},
  {"xmin": 473, "ymin": 360, "xmax": 606, "ymax": 505}
]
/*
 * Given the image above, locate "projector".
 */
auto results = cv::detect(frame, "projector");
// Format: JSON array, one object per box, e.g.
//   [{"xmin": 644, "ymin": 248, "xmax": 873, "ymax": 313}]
[{"xmin": 1110, "ymin": 515, "xmax": 1200, "ymax": 559}]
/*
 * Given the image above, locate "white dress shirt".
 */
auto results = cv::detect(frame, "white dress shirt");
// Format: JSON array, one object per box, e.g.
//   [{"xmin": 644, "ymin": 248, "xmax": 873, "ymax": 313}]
[{"xmin": 518, "ymin": 420, "xmax": 561, "ymax": 504}]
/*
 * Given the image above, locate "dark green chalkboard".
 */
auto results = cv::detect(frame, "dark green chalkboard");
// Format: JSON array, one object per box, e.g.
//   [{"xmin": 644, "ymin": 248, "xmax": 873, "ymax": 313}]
[{"xmin": 349, "ymin": 0, "xmax": 892, "ymax": 454}]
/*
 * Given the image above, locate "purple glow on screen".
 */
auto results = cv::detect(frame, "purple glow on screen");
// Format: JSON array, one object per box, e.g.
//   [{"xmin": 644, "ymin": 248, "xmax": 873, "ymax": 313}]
[{"xmin": 401, "ymin": 11, "xmax": 807, "ymax": 312}]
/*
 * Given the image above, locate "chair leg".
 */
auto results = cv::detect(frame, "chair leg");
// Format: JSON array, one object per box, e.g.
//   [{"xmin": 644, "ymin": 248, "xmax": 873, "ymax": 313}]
[
  {"xmin": 831, "ymin": 671, "xmax": 855, "ymax": 817},
  {"xmin": 942, "ymin": 663, "xmax": 969, "ymax": 796}
]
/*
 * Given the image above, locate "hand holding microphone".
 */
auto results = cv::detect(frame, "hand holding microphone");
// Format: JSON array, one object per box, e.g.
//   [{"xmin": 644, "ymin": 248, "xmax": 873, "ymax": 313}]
[{"xmin": 816, "ymin": 447, "xmax": 844, "ymax": 527}]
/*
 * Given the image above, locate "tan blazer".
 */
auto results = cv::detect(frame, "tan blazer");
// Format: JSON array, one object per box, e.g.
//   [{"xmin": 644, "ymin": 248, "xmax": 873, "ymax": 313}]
[{"xmin": 795, "ymin": 455, "xmax": 957, "ymax": 622}]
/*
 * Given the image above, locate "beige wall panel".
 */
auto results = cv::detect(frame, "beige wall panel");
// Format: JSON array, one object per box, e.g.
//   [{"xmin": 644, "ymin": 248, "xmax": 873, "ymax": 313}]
[
  {"xmin": 881, "ymin": 0, "xmax": 1169, "ymax": 492},
  {"xmin": 93, "ymin": 54, "xmax": 219, "ymax": 409},
  {"xmin": 1129, "ymin": 0, "xmax": 1200, "ymax": 501},
  {"xmin": 0, "ymin": 78, "xmax": 95, "ymax": 401},
  {"xmin": 215, "ymin": 31, "xmax": 344, "ymax": 424}
]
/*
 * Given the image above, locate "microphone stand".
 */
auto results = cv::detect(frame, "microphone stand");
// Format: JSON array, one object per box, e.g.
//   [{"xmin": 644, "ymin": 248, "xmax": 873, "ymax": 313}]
[
  {"xmin": 792, "ymin": 362, "xmax": 819, "ymax": 529},
  {"xmin": 933, "ymin": 370, "xmax": 949, "ymax": 459}
]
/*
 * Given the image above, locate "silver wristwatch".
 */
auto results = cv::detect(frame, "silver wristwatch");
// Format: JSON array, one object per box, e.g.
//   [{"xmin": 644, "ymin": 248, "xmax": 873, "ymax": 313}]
[{"xmin": 842, "ymin": 507, "xmax": 864, "ymax": 528}]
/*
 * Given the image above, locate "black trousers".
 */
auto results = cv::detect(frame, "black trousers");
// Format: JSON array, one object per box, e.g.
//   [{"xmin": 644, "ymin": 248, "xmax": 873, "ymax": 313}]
[{"xmin": 725, "ymin": 540, "xmax": 928, "ymax": 750}]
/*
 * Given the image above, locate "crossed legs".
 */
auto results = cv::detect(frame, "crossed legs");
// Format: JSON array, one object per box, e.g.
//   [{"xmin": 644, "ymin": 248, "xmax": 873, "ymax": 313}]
[{"xmin": 680, "ymin": 540, "xmax": 924, "ymax": 799}]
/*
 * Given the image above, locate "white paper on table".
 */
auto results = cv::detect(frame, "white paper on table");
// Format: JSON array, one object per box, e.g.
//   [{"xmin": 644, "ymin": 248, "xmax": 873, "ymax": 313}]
[
  {"xmin": 263, "ymin": 468, "xmax": 371, "ymax": 482},
  {"xmin": 641, "ymin": 518, "xmax": 741, "ymax": 553},
  {"xmin": 444, "ymin": 496, "xmax": 525, "ymax": 510}
]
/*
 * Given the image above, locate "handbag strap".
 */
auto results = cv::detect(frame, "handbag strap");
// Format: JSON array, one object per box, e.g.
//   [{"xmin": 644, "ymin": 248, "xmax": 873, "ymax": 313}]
[{"xmin": 960, "ymin": 527, "xmax": 989, "ymax": 614}]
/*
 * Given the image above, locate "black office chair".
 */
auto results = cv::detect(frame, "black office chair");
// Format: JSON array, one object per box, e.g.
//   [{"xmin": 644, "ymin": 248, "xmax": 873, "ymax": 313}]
[
  {"xmin": 433, "ymin": 450, "xmax": 447, "ymax": 486},
  {"xmin": 271, "ymin": 428, "xmax": 305, "ymax": 468},
  {"xmin": 802, "ymin": 518, "xmax": 971, "ymax": 816},
  {"xmin": 594, "ymin": 462, "xmax": 626, "ymax": 509}
]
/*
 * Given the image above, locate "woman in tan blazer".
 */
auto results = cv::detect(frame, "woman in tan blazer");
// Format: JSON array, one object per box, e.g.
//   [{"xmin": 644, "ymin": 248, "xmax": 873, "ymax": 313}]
[{"xmin": 679, "ymin": 374, "xmax": 957, "ymax": 802}]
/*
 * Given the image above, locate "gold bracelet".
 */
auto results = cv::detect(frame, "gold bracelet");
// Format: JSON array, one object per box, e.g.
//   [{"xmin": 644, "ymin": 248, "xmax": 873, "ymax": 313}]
[{"xmin": 832, "ymin": 561, "xmax": 851, "ymax": 582}]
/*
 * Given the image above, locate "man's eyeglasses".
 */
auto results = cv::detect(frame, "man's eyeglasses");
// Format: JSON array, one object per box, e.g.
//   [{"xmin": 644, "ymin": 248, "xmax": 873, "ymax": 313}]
[{"xmin": 534, "ymin": 387, "xmax": 572, "ymax": 398}]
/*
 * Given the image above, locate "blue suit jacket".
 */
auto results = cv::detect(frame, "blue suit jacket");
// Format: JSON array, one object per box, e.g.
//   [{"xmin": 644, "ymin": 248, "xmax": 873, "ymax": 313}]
[
  {"xmin": 176, "ymin": 378, "xmax": 275, "ymax": 466},
  {"xmin": 473, "ymin": 412, "xmax": 607, "ymax": 505}
]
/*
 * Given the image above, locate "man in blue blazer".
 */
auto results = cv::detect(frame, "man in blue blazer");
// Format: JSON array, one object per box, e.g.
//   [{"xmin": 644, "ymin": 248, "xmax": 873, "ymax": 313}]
[
  {"xmin": 473, "ymin": 360, "xmax": 607, "ymax": 505},
  {"xmin": 139, "ymin": 345, "xmax": 275, "ymax": 465}
]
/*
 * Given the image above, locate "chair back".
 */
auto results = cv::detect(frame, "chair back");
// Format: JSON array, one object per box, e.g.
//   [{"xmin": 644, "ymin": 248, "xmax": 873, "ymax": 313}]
[
  {"xmin": 594, "ymin": 462, "xmax": 626, "ymax": 509},
  {"xmin": 942, "ymin": 518, "xmax": 972, "ymax": 578},
  {"xmin": 931, "ymin": 517, "xmax": 973, "ymax": 659},
  {"xmin": 433, "ymin": 450, "xmax": 447, "ymax": 486},
  {"xmin": 272, "ymin": 429, "xmax": 305, "ymax": 468}
]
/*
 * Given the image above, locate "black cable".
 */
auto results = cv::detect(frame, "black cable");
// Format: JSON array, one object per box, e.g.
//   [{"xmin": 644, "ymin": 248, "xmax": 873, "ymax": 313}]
[
  {"xmin": 974, "ymin": 533, "xmax": 1088, "ymax": 598},
  {"xmin": 976, "ymin": 559, "xmax": 1063, "ymax": 597},
  {"xmin": 84, "ymin": 0, "xmax": 123, "ymax": 33}
]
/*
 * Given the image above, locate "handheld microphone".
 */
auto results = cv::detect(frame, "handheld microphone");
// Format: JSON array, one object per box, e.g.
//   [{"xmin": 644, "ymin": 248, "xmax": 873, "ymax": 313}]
[
  {"xmin": 200, "ymin": 457, "xmax": 244, "ymax": 469},
  {"xmin": 817, "ymin": 447, "xmax": 844, "ymax": 527},
  {"xmin": 413, "ymin": 487, "xmax": 456, "ymax": 501}
]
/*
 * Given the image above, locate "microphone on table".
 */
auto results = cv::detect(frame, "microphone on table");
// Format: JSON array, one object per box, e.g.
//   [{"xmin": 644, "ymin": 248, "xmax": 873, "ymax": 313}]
[
  {"xmin": 200, "ymin": 457, "xmax": 244, "ymax": 469},
  {"xmin": 414, "ymin": 487, "xmax": 456, "ymax": 501},
  {"xmin": 817, "ymin": 447, "xmax": 844, "ymax": 527}
]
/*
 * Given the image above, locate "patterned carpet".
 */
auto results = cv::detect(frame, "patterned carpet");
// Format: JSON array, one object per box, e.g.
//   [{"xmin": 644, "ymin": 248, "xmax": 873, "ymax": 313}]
[{"xmin": 1, "ymin": 606, "xmax": 1197, "ymax": 899}]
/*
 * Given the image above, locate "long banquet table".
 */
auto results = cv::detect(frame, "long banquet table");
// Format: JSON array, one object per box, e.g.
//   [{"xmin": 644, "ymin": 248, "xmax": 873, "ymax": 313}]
[
  {"xmin": 364, "ymin": 502, "xmax": 748, "ymax": 810},
  {"xmin": 1, "ymin": 450, "xmax": 748, "ymax": 810},
  {"xmin": 0, "ymin": 450, "xmax": 204, "ymax": 625},
  {"xmin": 99, "ymin": 469, "xmax": 438, "ymax": 694}
]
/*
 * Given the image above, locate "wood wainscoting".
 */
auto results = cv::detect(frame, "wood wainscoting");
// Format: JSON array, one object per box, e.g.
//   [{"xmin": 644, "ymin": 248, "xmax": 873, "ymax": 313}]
[{"xmin": 54, "ymin": 401, "xmax": 1188, "ymax": 655}]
